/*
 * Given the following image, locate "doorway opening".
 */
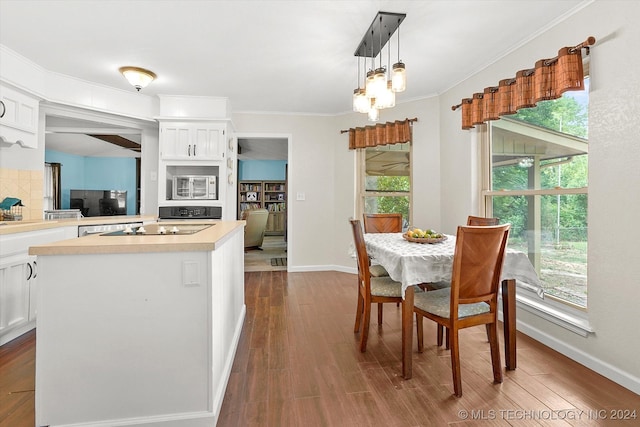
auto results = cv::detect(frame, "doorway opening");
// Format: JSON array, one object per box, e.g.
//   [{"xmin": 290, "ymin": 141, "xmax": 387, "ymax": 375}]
[{"xmin": 236, "ymin": 134, "xmax": 290, "ymax": 272}]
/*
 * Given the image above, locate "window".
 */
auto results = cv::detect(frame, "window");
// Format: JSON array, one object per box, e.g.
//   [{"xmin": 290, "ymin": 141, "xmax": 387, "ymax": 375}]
[
  {"xmin": 483, "ymin": 78, "xmax": 589, "ymax": 309},
  {"xmin": 356, "ymin": 142, "xmax": 411, "ymax": 228}
]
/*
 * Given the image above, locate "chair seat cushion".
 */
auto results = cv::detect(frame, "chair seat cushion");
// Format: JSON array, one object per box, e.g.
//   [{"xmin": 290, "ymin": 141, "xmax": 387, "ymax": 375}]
[
  {"xmin": 370, "ymin": 277, "xmax": 425, "ymax": 298},
  {"xmin": 369, "ymin": 264, "xmax": 390, "ymax": 277},
  {"xmin": 414, "ymin": 288, "xmax": 490, "ymax": 319},
  {"xmin": 370, "ymin": 276, "xmax": 403, "ymax": 297}
]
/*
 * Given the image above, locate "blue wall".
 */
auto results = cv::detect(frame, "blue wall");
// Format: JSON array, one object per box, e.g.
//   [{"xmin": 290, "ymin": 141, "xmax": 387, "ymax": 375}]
[
  {"xmin": 238, "ymin": 160, "xmax": 287, "ymax": 181},
  {"xmin": 45, "ymin": 150, "xmax": 137, "ymax": 215}
]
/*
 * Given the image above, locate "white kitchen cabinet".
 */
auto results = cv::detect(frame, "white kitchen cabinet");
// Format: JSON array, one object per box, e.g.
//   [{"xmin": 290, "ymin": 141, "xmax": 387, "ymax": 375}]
[
  {"xmin": 0, "ymin": 227, "xmax": 67, "ymax": 345},
  {"xmin": 160, "ymin": 122, "xmax": 225, "ymax": 160},
  {"xmin": 0, "ymin": 257, "xmax": 33, "ymax": 339},
  {"xmin": 0, "ymin": 82, "xmax": 40, "ymax": 148}
]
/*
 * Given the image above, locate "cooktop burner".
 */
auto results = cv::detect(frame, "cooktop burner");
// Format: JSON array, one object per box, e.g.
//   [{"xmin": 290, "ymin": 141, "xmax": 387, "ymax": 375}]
[{"xmin": 101, "ymin": 224, "xmax": 212, "ymax": 236}]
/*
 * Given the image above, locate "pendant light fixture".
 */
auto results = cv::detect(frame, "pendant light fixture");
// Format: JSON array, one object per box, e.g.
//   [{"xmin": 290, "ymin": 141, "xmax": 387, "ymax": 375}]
[
  {"xmin": 352, "ymin": 55, "xmax": 370, "ymax": 113},
  {"xmin": 365, "ymin": 30, "xmax": 376, "ymax": 99},
  {"xmin": 119, "ymin": 66, "xmax": 157, "ymax": 91},
  {"xmin": 392, "ymin": 20, "xmax": 406, "ymax": 93},
  {"xmin": 375, "ymin": 32, "xmax": 396, "ymax": 109},
  {"xmin": 352, "ymin": 12, "xmax": 406, "ymax": 120}
]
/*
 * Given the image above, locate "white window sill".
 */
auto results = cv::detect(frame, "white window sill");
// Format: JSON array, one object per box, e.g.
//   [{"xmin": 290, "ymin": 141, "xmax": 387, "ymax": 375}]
[{"xmin": 504, "ymin": 288, "xmax": 594, "ymax": 337}]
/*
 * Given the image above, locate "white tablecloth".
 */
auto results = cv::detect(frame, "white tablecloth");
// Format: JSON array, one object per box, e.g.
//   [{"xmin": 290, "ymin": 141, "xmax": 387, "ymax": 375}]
[{"xmin": 363, "ymin": 233, "xmax": 544, "ymax": 298}]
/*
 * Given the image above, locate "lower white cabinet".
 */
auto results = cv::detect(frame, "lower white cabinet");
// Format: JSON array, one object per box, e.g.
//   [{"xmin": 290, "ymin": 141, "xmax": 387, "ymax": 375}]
[
  {"xmin": 0, "ymin": 255, "xmax": 37, "ymax": 344},
  {"xmin": 0, "ymin": 227, "xmax": 67, "ymax": 345}
]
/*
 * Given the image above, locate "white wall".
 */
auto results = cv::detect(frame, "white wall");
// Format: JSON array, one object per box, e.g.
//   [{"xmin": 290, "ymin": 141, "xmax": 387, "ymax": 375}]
[
  {"xmin": 231, "ymin": 113, "xmax": 337, "ymax": 269},
  {"xmin": 439, "ymin": 1, "xmax": 640, "ymax": 391}
]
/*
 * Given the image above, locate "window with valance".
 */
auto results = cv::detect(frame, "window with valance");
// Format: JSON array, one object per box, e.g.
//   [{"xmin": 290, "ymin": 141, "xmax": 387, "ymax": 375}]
[
  {"xmin": 344, "ymin": 118, "xmax": 416, "ymax": 150},
  {"xmin": 453, "ymin": 37, "xmax": 595, "ymax": 130},
  {"xmin": 343, "ymin": 118, "xmax": 417, "ymax": 227}
]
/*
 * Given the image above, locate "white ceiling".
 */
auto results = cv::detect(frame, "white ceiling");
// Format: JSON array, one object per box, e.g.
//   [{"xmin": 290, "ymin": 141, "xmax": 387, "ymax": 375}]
[{"xmin": 0, "ymin": 0, "xmax": 588, "ymax": 157}]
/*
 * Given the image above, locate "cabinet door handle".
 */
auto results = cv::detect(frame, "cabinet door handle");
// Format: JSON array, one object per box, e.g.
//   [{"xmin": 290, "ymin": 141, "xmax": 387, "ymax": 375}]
[
  {"xmin": 194, "ymin": 144, "xmax": 197, "ymax": 156},
  {"xmin": 188, "ymin": 144, "xmax": 191, "ymax": 156},
  {"xmin": 33, "ymin": 260, "xmax": 38, "ymax": 279},
  {"xmin": 26, "ymin": 262, "xmax": 33, "ymax": 281}
]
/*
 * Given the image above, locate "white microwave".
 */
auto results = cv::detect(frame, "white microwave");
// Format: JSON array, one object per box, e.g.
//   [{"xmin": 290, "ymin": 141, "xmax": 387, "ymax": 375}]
[{"xmin": 172, "ymin": 175, "xmax": 217, "ymax": 200}]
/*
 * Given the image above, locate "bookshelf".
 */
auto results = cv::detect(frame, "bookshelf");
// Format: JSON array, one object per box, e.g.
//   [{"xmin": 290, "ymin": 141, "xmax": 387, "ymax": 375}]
[{"xmin": 238, "ymin": 180, "xmax": 286, "ymax": 235}]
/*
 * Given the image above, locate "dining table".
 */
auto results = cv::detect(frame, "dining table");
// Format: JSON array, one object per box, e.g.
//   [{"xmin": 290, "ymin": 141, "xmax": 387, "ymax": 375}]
[{"xmin": 363, "ymin": 232, "xmax": 543, "ymax": 379}]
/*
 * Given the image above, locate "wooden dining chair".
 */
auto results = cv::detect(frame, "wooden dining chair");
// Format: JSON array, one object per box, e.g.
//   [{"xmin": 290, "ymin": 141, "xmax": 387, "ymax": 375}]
[
  {"xmin": 432, "ymin": 215, "xmax": 502, "ymax": 346},
  {"xmin": 350, "ymin": 219, "xmax": 404, "ymax": 352},
  {"xmin": 364, "ymin": 213, "xmax": 402, "ymax": 278},
  {"xmin": 467, "ymin": 215, "xmax": 500, "ymax": 226},
  {"xmin": 363, "ymin": 213, "xmax": 403, "ymax": 233},
  {"xmin": 414, "ymin": 224, "xmax": 510, "ymax": 397}
]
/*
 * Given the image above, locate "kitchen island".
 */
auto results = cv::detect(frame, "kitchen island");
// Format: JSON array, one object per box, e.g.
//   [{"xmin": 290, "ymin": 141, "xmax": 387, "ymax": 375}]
[{"xmin": 29, "ymin": 220, "xmax": 245, "ymax": 427}]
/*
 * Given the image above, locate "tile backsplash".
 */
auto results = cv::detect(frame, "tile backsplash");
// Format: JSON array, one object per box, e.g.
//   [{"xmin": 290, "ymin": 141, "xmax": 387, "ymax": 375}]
[{"xmin": 0, "ymin": 167, "xmax": 43, "ymax": 221}]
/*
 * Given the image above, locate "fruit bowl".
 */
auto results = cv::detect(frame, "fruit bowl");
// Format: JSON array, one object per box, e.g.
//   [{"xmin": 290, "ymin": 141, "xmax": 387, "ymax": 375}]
[{"xmin": 403, "ymin": 228, "xmax": 447, "ymax": 244}]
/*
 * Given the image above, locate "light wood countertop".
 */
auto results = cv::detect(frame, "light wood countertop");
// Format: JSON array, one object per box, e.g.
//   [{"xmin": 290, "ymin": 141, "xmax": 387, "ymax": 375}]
[
  {"xmin": 0, "ymin": 215, "xmax": 156, "ymax": 235},
  {"xmin": 28, "ymin": 220, "xmax": 245, "ymax": 255}
]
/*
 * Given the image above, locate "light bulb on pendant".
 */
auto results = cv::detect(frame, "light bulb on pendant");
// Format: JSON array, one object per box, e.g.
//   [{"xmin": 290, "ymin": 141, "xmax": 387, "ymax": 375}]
[
  {"xmin": 368, "ymin": 106, "xmax": 379, "ymax": 121},
  {"xmin": 375, "ymin": 32, "xmax": 396, "ymax": 109},
  {"xmin": 375, "ymin": 81, "xmax": 395, "ymax": 109},
  {"xmin": 392, "ymin": 20, "xmax": 406, "ymax": 93},
  {"xmin": 352, "ymin": 57, "xmax": 369, "ymax": 112},
  {"xmin": 354, "ymin": 88, "xmax": 370, "ymax": 113},
  {"xmin": 371, "ymin": 67, "xmax": 386, "ymax": 99},
  {"xmin": 365, "ymin": 69, "xmax": 376, "ymax": 98},
  {"xmin": 392, "ymin": 62, "xmax": 406, "ymax": 92},
  {"xmin": 368, "ymin": 99, "xmax": 379, "ymax": 121}
]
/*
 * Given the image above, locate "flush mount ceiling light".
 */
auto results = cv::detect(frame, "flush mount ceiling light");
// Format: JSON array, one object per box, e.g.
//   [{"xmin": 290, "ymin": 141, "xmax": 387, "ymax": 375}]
[
  {"xmin": 352, "ymin": 11, "xmax": 406, "ymax": 121},
  {"xmin": 118, "ymin": 66, "xmax": 157, "ymax": 91}
]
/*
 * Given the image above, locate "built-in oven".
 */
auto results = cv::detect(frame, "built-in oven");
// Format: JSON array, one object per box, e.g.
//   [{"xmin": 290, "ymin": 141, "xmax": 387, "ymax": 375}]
[
  {"xmin": 158, "ymin": 206, "xmax": 222, "ymax": 220},
  {"xmin": 172, "ymin": 175, "xmax": 217, "ymax": 200}
]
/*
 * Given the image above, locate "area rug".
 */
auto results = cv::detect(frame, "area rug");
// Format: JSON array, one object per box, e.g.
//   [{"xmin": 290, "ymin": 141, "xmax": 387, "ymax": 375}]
[{"xmin": 271, "ymin": 257, "xmax": 287, "ymax": 266}]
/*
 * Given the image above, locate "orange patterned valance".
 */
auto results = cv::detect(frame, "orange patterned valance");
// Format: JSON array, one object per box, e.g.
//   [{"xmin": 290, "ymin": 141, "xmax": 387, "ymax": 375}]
[
  {"xmin": 342, "ymin": 118, "xmax": 417, "ymax": 150},
  {"xmin": 452, "ymin": 37, "xmax": 595, "ymax": 130}
]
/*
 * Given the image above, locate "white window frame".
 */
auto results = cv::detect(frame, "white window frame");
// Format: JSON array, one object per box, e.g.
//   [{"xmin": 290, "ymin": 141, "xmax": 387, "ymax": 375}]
[
  {"xmin": 355, "ymin": 144, "xmax": 413, "ymax": 226},
  {"xmin": 480, "ymin": 124, "xmax": 593, "ymax": 337}
]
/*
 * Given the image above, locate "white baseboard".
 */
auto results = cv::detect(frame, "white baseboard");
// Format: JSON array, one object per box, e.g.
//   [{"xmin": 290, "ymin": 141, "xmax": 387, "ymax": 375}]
[
  {"xmin": 515, "ymin": 317, "xmax": 640, "ymax": 395},
  {"xmin": 288, "ymin": 264, "xmax": 356, "ymax": 274}
]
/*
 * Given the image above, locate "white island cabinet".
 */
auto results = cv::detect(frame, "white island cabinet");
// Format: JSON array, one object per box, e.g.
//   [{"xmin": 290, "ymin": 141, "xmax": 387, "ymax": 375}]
[{"xmin": 29, "ymin": 221, "xmax": 245, "ymax": 427}]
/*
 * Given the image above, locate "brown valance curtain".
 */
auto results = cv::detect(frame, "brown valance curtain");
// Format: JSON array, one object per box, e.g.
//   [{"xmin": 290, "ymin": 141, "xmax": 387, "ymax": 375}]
[
  {"xmin": 453, "ymin": 36, "xmax": 595, "ymax": 130},
  {"xmin": 342, "ymin": 118, "xmax": 417, "ymax": 150}
]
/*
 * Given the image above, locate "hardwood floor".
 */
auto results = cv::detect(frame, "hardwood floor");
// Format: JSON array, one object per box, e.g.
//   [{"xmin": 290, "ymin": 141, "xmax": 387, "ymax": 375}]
[
  {"xmin": 2, "ymin": 271, "xmax": 639, "ymax": 426},
  {"xmin": 0, "ymin": 329, "xmax": 35, "ymax": 427},
  {"xmin": 218, "ymin": 271, "xmax": 640, "ymax": 426}
]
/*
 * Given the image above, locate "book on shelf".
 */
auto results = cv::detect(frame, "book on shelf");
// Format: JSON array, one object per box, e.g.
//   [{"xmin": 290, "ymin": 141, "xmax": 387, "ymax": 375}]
[
  {"xmin": 266, "ymin": 203, "xmax": 286, "ymax": 212},
  {"xmin": 240, "ymin": 203, "xmax": 262, "ymax": 211}
]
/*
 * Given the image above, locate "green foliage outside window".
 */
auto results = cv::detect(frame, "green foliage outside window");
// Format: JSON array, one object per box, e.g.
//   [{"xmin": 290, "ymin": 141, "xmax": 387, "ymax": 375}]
[{"xmin": 364, "ymin": 176, "xmax": 410, "ymax": 225}]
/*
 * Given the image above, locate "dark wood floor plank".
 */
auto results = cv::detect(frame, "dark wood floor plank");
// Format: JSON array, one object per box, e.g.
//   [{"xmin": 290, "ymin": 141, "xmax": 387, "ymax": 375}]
[{"xmin": 4, "ymin": 271, "xmax": 640, "ymax": 427}]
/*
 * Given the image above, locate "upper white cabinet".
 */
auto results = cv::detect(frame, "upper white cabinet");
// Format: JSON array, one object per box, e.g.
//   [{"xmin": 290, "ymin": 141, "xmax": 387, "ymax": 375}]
[
  {"xmin": 0, "ymin": 83, "xmax": 40, "ymax": 148},
  {"xmin": 160, "ymin": 122, "xmax": 225, "ymax": 160}
]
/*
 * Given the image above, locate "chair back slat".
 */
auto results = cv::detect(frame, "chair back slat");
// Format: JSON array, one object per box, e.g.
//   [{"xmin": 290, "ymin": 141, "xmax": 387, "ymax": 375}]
[
  {"xmin": 451, "ymin": 224, "xmax": 510, "ymax": 308},
  {"xmin": 467, "ymin": 215, "xmax": 500, "ymax": 226},
  {"xmin": 363, "ymin": 213, "xmax": 403, "ymax": 233}
]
